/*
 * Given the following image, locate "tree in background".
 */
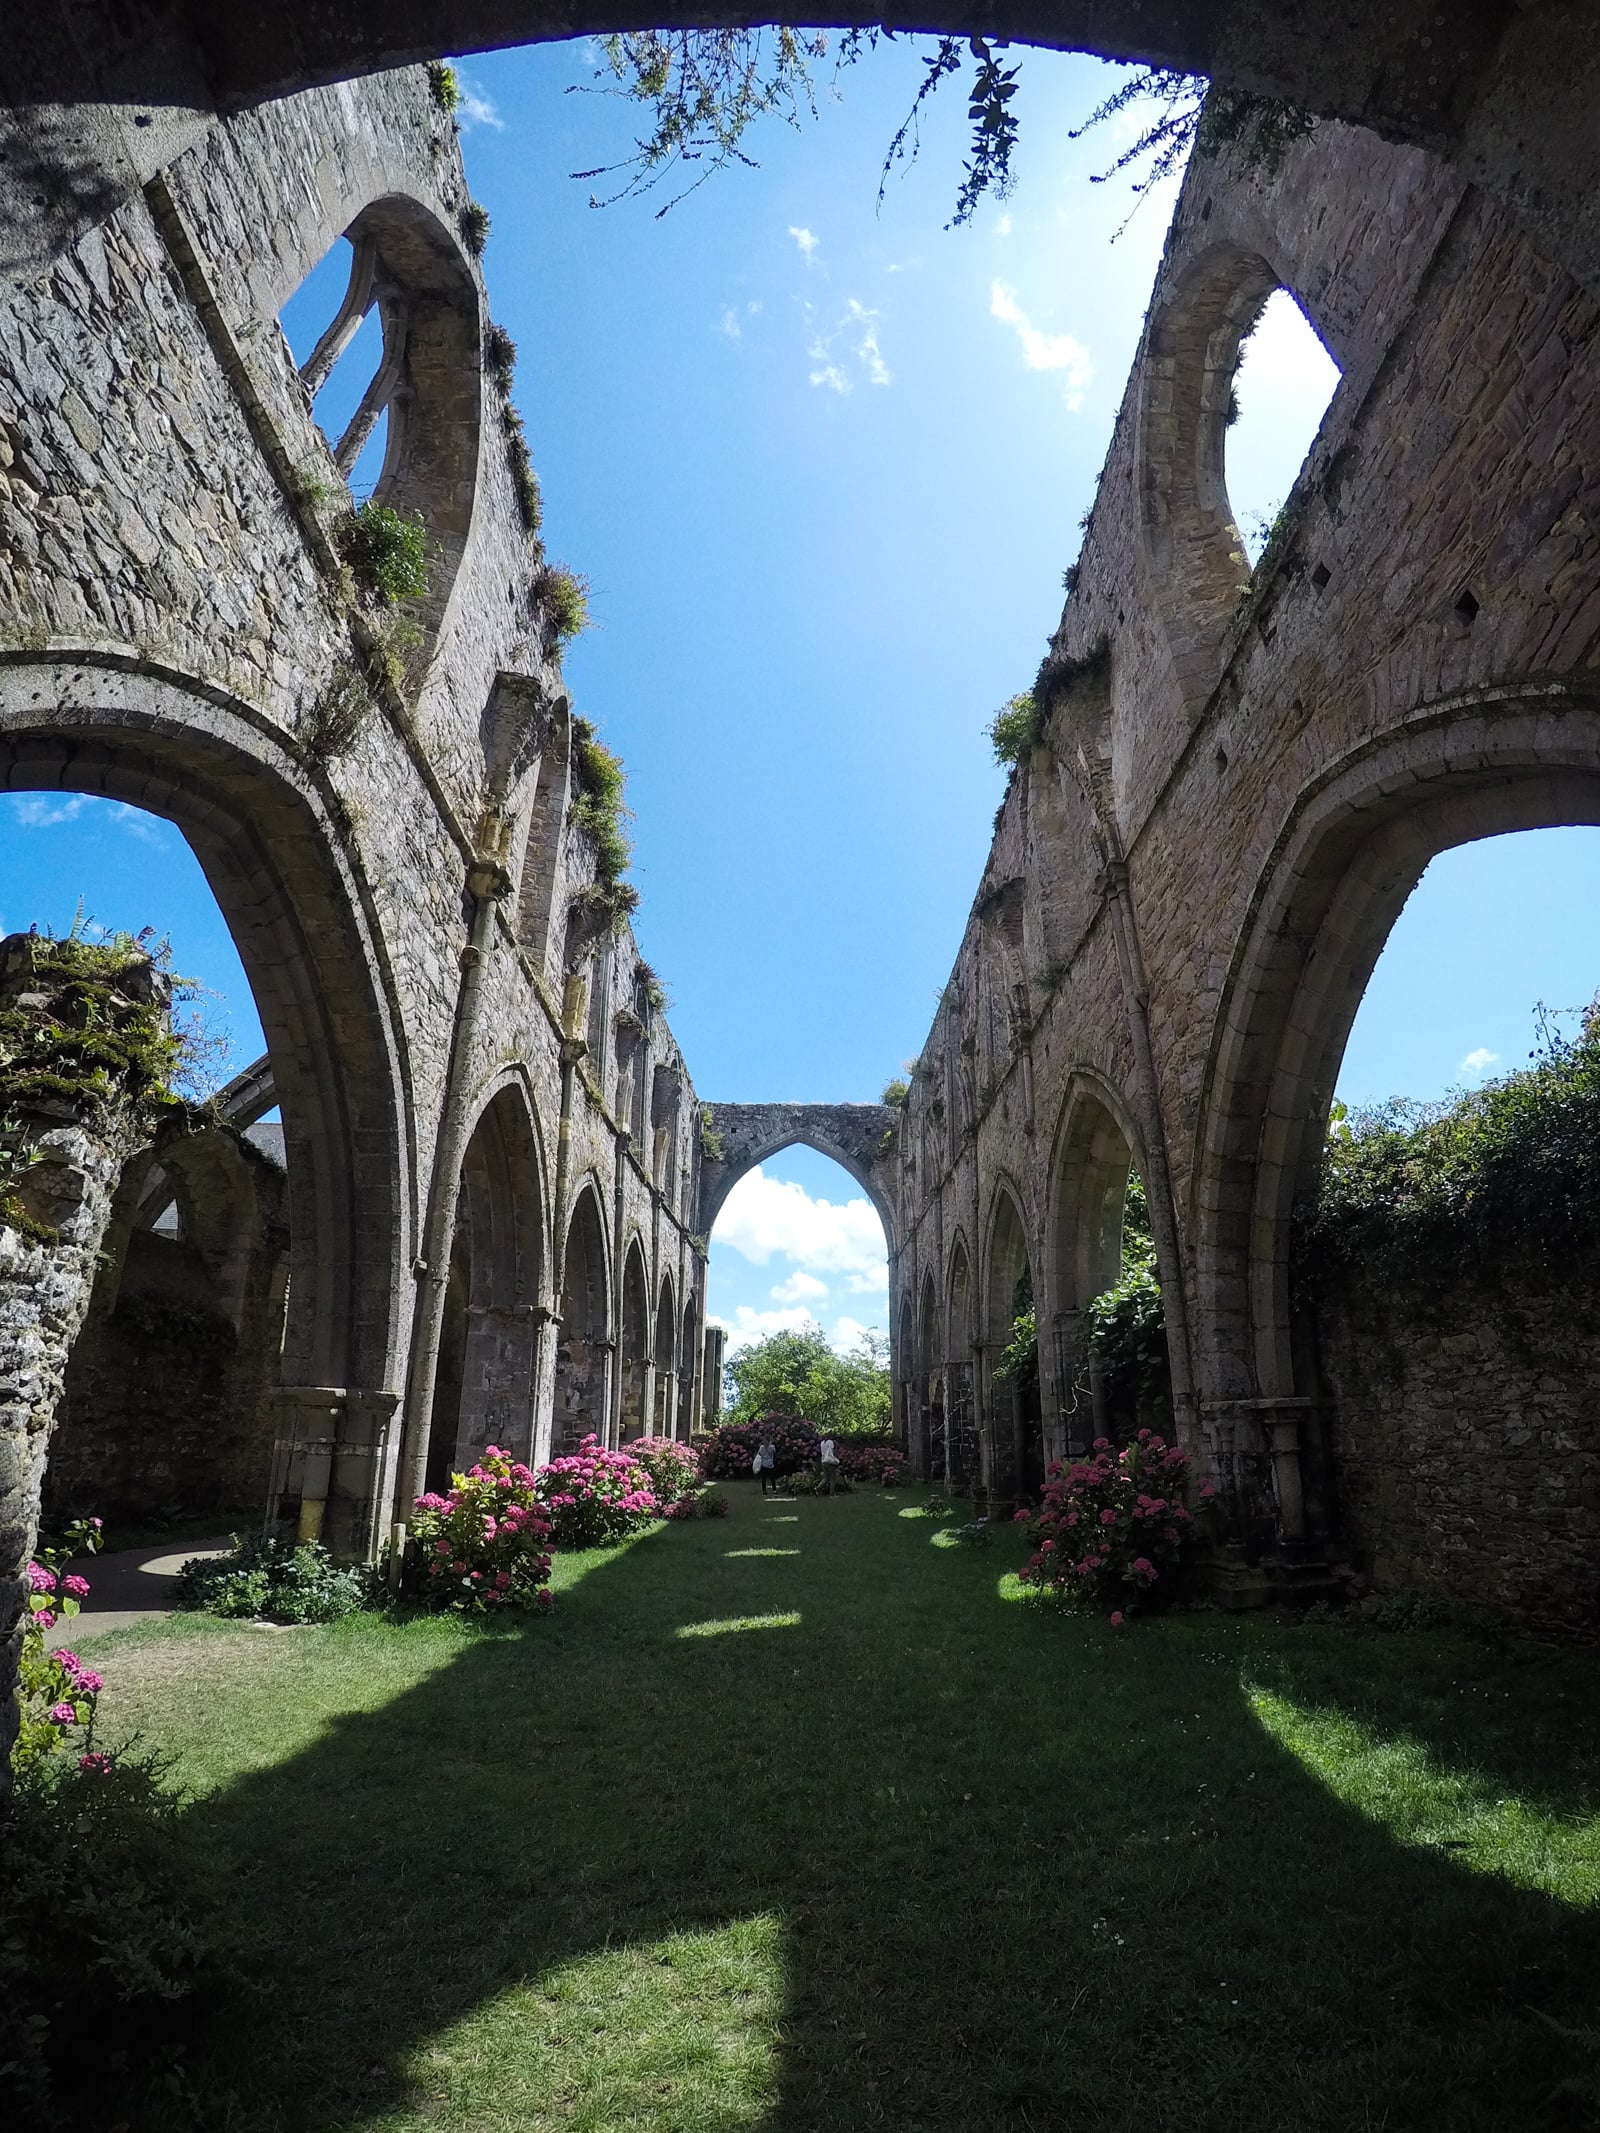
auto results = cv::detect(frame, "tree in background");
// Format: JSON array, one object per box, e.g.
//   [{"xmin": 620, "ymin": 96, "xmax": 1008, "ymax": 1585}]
[{"xmin": 723, "ymin": 1321, "xmax": 891, "ymax": 1438}]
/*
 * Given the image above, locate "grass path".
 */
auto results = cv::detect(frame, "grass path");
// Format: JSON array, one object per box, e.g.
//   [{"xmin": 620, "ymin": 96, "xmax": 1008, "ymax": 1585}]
[{"xmin": 94, "ymin": 1487, "xmax": 1600, "ymax": 2132}]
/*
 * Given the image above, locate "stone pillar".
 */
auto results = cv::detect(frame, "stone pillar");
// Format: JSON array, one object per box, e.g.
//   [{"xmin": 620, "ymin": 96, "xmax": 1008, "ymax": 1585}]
[{"xmin": 0, "ymin": 937, "xmax": 174, "ymax": 1784}]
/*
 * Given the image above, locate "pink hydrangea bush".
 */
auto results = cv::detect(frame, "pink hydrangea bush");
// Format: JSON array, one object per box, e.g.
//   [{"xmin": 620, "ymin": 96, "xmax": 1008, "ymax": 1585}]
[
  {"xmin": 625, "ymin": 1435, "xmax": 702, "ymax": 1507},
  {"xmin": 838, "ymin": 1442, "xmax": 911, "ymax": 1486},
  {"xmin": 698, "ymin": 1415, "xmax": 820, "ymax": 1478},
  {"xmin": 410, "ymin": 1446, "xmax": 554, "ymax": 1613},
  {"xmin": 532, "ymin": 1435, "xmax": 660, "ymax": 1546},
  {"xmin": 1016, "ymin": 1430, "xmax": 1204, "ymax": 1611},
  {"xmin": 14, "ymin": 1516, "xmax": 109, "ymax": 1777}
]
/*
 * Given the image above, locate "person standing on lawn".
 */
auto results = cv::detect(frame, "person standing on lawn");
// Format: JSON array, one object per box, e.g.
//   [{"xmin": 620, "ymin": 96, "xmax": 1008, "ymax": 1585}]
[
  {"xmin": 757, "ymin": 1435, "xmax": 778, "ymax": 1494},
  {"xmin": 819, "ymin": 1435, "xmax": 839, "ymax": 1494}
]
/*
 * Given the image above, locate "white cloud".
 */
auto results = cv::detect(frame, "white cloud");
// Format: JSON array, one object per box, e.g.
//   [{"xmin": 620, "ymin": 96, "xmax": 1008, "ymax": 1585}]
[
  {"xmin": 995, "ymin": 212, "xmax": 1013, "ymax": 237},
  {"xmin": 454, "ymin": 68, "xmax": 504, "ymax": 130},
  {"xmin": 1461, "ymin": 1047, "xmax": 1499, "ymax": 1076},
  {"xmin": 720, "ymin": 1304, "xmax": 819, "ymax": 1354},
  {"xmin": 990, "ymin": 282, "xmax": 1094, "ymax": 410},
  {"xmin": 806, "ymin": 299, "xmax": 891, "ymax": 393},
  {"xmin": 714, "ymin": 1165, "xmax": 886, "ymax": 1281},
  {"xmin": 718, "ymin": 307, "xmax": 742, "ymax": 341},
  {"xmin": 11, "ymin": 795, "xmax": 88, "ymax": 829},
  {"xmin": 788, "ymin": 225, "xmax": 819, "ymax": 263},
  {"xmin": 771, "ymin": 1269, "xmax": 829, "ymax": 1305},
  {"xmin": 829, "ymin": 1315, "xmax": 882, "ymax": 1355}
]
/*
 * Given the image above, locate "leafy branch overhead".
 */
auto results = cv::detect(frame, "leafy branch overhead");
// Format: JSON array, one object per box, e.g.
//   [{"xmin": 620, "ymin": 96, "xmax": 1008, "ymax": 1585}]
[{"xmin": 576, "ymin": 35, "xmax": 1314, "ymax": 225}]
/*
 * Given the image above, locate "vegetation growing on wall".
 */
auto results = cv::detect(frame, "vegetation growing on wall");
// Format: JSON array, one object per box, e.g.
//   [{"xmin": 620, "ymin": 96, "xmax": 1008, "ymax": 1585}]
[
  {"xmin": 988, "ymin": 691, "xmax": 1039, "ymax": 768},
  {"xmin": 426, "ymin": 61, "xmax": 460, "ymax": 116},
  {"xmin": 336, "ymin": 503, "xmax": 428, "ymax": 608},
  {"xmin": 458, "ymin": 202, "xmax": 491, "ymax": 258},
  {"xmin": 568, "ymin": 717, "xmax": 638, "ymax": 924},
  {"xmin": 699, "ymin": 1105, "xmax": 725, "ymax": 1162},
  {"xmin": 1301, "ymin": 1004, "xmax": 1600, "ymax": 1292},
  {"xmin": 532, "ymin": 562, "xmax": 590, "ymax": 649},
  {"xmin": 0, "ymin": 932, "xmax": 186, "ymax": 1240},
  {"xmin": 880, "ymin": 1076, "xmax": 910, "ymax": 1108}
]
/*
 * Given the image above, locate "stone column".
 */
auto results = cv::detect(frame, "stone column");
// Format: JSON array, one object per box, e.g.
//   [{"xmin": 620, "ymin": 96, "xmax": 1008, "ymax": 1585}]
[{"xmin": 0, "ymin": 937, "xmax": 174, "ymax": 1781}]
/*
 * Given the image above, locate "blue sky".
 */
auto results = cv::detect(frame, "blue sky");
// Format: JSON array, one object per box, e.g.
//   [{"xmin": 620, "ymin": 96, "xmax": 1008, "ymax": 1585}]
[{"xmin": 4, "ymin": 40, "xmax": 1597, "ymax": 1356}]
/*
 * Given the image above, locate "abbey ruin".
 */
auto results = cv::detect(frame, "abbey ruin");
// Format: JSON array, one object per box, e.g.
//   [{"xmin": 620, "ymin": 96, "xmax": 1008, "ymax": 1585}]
[{"xmin": 2, "ymin": 1, "xmax": 1598, "ymax": 1747}]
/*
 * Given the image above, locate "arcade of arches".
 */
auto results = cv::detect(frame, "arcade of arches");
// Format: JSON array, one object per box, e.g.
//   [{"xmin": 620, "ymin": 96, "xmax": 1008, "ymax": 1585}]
[{"xmin": 3, "ymin": 14, "xmax": 1600, "ymax": 1755}]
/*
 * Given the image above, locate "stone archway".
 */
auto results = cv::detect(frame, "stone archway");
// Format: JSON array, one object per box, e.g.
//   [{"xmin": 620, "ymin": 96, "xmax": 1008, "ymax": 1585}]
[
  {"xmin": 1048, "ymin": 1075, "xmax": 1144, "ymax": 1456},
  {"xmin": 1193, "ymin": 685, "xmax": 1600, "ymax": 1543},
  {"xmin": 618, "ymin": 1239, "xmax": 651, "ymax": 1444},
  {"xmin": 653, "ymin": 1273, "xmax": 677, "ymax": 1437},
  {"xmin": 983, "ymin": 1181, "xmax": 1040, "ymax": 1507},
  {"xmin": 421, "ymin": 1081, "xmax": 546, "ymax": 1488},
  {"xmin": 0, "ymin": 656, "xmax": 412, "ymax": 1570},
  {"xmin": 554, "ymin": 1182, "xmax": 611, "ymax": 1455}
]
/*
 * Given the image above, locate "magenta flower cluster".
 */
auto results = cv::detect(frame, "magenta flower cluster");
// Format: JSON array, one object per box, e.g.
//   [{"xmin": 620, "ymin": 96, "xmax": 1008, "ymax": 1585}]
[
  {"xmin": 533, "ymin": 1436, "xmax": 660, "ymax": 1547},
  {"xmin": 409, "ymin": 1445, "xmax": 555, "ymax": 1615},
  {"xmin": 623, "ymin": 1435, "xmax": 702, "ymax": 1510},
  {"xmin": 15, "ymin": 1515, "xmax": 113, "ymax": 1777},
  {"xmin": 1016, "ymin": 1429, "xmax": 1202, "ymax": 1612}
]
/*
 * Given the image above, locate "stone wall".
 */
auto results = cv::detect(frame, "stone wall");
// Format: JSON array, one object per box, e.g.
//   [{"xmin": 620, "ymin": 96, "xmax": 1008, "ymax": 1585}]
[{"xmin": 1317, "ymin": 1268, "xmax": 1600, "ymax": 1631}]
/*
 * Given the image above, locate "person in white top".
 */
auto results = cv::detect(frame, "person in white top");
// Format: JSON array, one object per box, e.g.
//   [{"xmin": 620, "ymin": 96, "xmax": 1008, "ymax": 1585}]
[{"xmin": 818, "ymin": 1435, "xmax": 839, "ymax": 1494}]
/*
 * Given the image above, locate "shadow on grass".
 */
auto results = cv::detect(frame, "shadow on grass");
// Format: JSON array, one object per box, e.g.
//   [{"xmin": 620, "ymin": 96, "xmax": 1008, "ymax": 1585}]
[{"xmin": 129, "ymin": 1488, "xmax": 1600, "ymax": 2133}]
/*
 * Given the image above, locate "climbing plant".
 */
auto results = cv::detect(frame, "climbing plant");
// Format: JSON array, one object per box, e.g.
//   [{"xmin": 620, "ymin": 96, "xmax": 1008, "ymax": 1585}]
[{"xmin": 1300, "ymin": 1001, "xmax": 1600, "ymax": 1293}]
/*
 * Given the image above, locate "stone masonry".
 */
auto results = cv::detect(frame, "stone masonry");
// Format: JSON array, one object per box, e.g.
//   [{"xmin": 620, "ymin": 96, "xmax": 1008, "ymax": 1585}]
[{"xmin": 0, "ymin": 4, "xmax": 1597, "ymax": 1752}]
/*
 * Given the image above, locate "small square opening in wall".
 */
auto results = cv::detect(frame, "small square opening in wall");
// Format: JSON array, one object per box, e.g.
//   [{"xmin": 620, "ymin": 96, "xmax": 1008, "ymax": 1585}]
[
  {"xmin": 1310, "ymin": 561, "xmax": 1331, "ymax": 592},
  {"xmin": 1454, "ymin": 587, "xmax": 1481, "ymax": 625}
]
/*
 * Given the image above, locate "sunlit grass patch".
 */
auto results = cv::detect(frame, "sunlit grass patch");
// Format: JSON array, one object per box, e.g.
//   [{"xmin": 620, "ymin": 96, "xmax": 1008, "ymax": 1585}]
[
  {"xmin": 388, "ymin": 1914, "xmax": 786, "ymax": 2133},
  {"xmin": 675, "ymin": 1612, "xmax": 801, "ymax": 1639},
  {"xmin": 724, "ymin": 1549, "xmax": 801, "ymax": 1559},
  {"xmin": 1246, "ymin": 1684, "xmax": 1600, "ymax": 1903}
]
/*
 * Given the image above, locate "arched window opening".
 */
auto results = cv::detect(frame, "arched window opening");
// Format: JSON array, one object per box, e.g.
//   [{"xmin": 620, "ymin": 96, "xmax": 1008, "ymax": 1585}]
[
  {"xmin": 1050, "ymin": 1092, "xmax": 1172, "ymax": 1455},
  {"xmin": 618, "ymin": 1242, "xmax": 651, "ymax": 1443},
  {"xmin": 677, "ymin": 1296, "xmax": 699, "ymax": 1439},
  {"xmin": 278, "ymin": 235, "xmax": 395, "ymax": 498},
  {"xmin": 554, "ymin": 1187, "xmax": 611, "ymax": 1456},
  {"xmin": 1305, "ymin": 828, "xmax": 1600, "ymax": 1607},
  {"xmin": 653, "ymin": 1278, "xmax": 678, "ymax": 1436},
  {"xmin": 0, "ymin": 773, "xmax": 389, "ymax": 1544},
  {"xmin": 423, "ymin": 1085, "xmax": 545, "ymax": 1487},
  {"xmin": 1224, "ymin": 287, "xmax": 1340, "ymax": 567},
  {"xmin": 705, "ymin": 1146, "xmax": 890, "ymax": 1434},
  {"xmin": 985, "ymin": 1190, "xmax": 1041, "ymax": 1505},
  {"xmin": 917, "ymin": 1268, "xmax": 941, "ymax": 1481},
  {"xmin": 946, "ymin": 1245, "xmax": 975, "ymax": 1486}
]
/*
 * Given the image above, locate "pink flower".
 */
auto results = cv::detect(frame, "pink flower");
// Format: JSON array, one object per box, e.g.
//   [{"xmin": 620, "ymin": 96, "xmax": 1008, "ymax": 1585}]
[
  {"xmin": 1100, "ymin": 1509, "xmax": 1117, "ymax": 1525},
  {"xmin": 1110, "ymin": 1611, "xmax": 1125, "ymax": 1627},
  {"xmin": 78, "ymin": 1751, "xmax": 114, "ymax": 1775},
  {"xmin": 1012, "ymin": 1508, "xmax": 1031, "ymax": 1523},
  {"xmin": 1199, "ymin": 1480, "xmax": 1217, "ymax": 1499},
  {"xmin": 33, "ymin": 1609, "xmax": 55, "ymax": 1629},
  {"xmin": 27, "ymin": 1563, "xmax": 56, "ymax": 1593},
  {"xmin": 48, "ymin": 1701, "xmax": 77, "ymax": 1725},
  {"xmin": 1093, "ymin": 1438, "xmax": 1110, "ymax": 1451},
  {"xmin": 61, "ymin": 1573, "xmax": 90, "ymax": 1597},
  {"xmin": 435, "ymin": 1540, "xmax": 451, "ymax": 1557},
  {"xmin": 536, "ymin": 1589, "xmax": 554, "ymax": 1609},
  {"xmin": 51, "ymin": 1647, "xmax": 81, "ymax": 1674}
]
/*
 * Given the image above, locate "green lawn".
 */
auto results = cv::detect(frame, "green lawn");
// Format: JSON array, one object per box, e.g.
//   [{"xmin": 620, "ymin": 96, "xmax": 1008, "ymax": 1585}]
[{"xmin": 92, "ymin": 1487, "xmax": 1600, "ymax": 2132}]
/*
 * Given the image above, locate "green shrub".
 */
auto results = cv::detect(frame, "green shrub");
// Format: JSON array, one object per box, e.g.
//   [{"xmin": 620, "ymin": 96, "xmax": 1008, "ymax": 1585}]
[
  {"xmin": 0, "ymin": 1751, "xmax": 227, "ymax": 2117},
  {"xmin": 502, "ymin": 405, "xmax": 543, "ymax": 534},
  {"xmin": 484, "ymin": 322, "xmax": 517, "ymax": 395},
  {"xmin": 569, "ymin": 716, "xmax": 633, "ymax": 892},
  {"xmin": 1301, "ymin": 1011, "xmax": 1600, "ymax": 1291},
  {"xmin": 176, "ymin": 1534, "xmax": 368, "ymax": 1624},
  {"xmin": 409, "ymin": 1447, "xmax": 555, "ymax": 1613},
  {"xmin": 881, "ymin": 1076, "xmax": 909, "ymax": 1107},
  {"xmin": 535, "ymin": 562, "xmax": 590, "ymax": 646},
  {"xmin": 427, "ymin": 61, "xmax": 460, "ymax": 115},
  {"xmin": 459, "ymin": 201, "xmax": 491, "ymax": 256},
  {"xmin": 988, "ymin": 691, "xmax": 1038, "ymax": 767},
  {"xmin": 336, "ymin": 503, "xmax": 428, "ymax": 608}
]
